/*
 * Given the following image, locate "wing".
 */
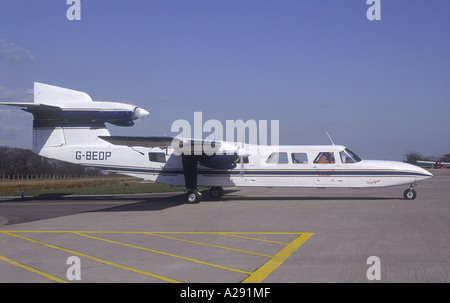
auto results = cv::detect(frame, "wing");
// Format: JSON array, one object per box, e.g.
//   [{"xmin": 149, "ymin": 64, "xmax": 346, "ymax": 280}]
[
  {"xmin": 99, "ymin": 135, "xmax": 241, "ymax": 195},
  {"xmin": 98, "ymin": 135, "xmax": 222, "ymax": 155},
  {"xmin": 98, "ymin": 136, "xmax": 175, "ymax": 148}
]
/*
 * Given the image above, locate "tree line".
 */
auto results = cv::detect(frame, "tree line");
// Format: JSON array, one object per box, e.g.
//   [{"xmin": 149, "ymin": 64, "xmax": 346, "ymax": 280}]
[{"xmin": 0, "ymin": 146, "xmax": 103, "ymax": 177}]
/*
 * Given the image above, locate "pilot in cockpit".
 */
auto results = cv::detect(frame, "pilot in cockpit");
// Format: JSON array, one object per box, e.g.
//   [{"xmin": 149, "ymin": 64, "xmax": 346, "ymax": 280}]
[{"xmin": 317, "ymin": 152, "xmax": 335, "ymax": 164}]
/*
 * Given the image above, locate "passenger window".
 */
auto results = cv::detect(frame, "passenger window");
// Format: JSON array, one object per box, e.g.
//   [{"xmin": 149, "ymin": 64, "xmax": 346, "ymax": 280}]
[
  {"xmin": 313, "ymin": 152, "xmax": 335, "ymax": 164},
  {"xmin": 148, "ymin": 152, "xmax": 166, "ymax": 163},
  {"xmin": 266, "ymin": 152, "xmax": 289, "ymax": 164},
  {"xmin": 291, "ymin": 153, "xmax": 308, "ymax": 164}
]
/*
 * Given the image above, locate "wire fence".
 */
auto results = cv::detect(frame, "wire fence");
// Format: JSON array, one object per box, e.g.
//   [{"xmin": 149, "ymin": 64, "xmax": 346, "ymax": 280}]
[{"xmin": 0, "ymin": 173, "xmax": 132, "ymax": 181}]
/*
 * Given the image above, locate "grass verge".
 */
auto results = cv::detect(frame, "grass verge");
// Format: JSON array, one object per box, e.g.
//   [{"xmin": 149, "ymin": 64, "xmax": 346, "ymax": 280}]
[{"xmin": 0, "ymin": 178, "xmax": 186, "ymax": 197}]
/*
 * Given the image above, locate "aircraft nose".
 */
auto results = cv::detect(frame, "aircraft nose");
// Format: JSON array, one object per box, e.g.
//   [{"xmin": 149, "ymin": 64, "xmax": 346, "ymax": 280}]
[
  {"xmin": 133, "ymin": 107, "xmax": 150, "ymax": 119},
  {"xmin": 421, "ymin": 168, "xmax": 433, "ymax": 178},
  {"xmin": 407, "ymin": 163, "xmax": 433, "ymax": 179}
]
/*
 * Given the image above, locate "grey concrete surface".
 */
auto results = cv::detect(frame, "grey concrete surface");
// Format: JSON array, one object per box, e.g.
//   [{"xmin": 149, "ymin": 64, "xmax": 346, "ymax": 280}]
[{"xmin": 0, "ymin": 170, "xmax": 448, "ymax": 283}]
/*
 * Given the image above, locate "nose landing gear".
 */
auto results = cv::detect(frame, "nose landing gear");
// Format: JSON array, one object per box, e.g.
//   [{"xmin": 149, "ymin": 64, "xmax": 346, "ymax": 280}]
[{"xmin": 403, "ymin": 185, "xmax": 417, "ymax": 200}]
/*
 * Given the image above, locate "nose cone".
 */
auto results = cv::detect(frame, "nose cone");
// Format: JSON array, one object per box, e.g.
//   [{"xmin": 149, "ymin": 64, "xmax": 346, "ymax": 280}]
[
  {"xmin": 415, "ymin": 165, "xmax": 433, "ymax": 178},
  {"xmin": 362, "ymin": 160, "xmax": 433, "ymax": 181},
  {"xmin": 133, "ymin": 107, "xmax": 150, "ymax": 119},
  {"xmin": 402, "ymin": 162, "xmax": 433, "ymax": 179}
]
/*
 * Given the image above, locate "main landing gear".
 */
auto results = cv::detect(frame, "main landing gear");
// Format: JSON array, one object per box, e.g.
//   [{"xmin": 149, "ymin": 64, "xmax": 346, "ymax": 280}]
[
  {"xmin": 186, "ymin": 189, "xmax": 202, "ymax": 204},
  {"xmin": 185, "ymin": 186, "xmax": 224, "ymax": 204},
  {"xmin": 208, "ymin": 186, "xmax": 224, "ymax": 199},
  {"xmin": 403, "ymin": 185, "xmax": 417, "ymax": 200}
]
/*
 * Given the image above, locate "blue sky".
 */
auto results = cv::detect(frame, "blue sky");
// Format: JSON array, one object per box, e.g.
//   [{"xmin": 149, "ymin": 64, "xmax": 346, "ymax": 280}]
[{"xmin": 0, "ymin": 0, "xmax": 449, "ymax": 160}]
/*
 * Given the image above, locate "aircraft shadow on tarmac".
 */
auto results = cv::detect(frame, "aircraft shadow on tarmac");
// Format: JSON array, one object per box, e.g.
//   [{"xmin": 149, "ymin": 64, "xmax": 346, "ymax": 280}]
[
  {"xmin": 88, "ymin": 190, "xmax": 241, "ymax": 213},
  {"xmin": 1, "ymin": 190, "xmax": 403, "ymax": 216},
  {"xmin": 220, "ymin": 196, "xmax": 403, "ymax": 202},
  {"xmin": 0, "ymin": 190, "xmax": 403, "ymax": 225},
  {"xmin": 87, "ymin": 190, "xmax": 403, "ymax": 214}
]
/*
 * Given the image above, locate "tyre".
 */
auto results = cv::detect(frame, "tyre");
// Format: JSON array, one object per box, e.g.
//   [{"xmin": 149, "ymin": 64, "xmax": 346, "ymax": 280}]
[
  {"xmin": 403, "ymin": 188, "xmax": 417, "ymax": 200},
  {"xmin": 186, "ymin": 190, "xmax": 202, "ymax": 204},
  {"xmin": 209, "ymin": 186, "xmax": 224, "ymax": 199}
]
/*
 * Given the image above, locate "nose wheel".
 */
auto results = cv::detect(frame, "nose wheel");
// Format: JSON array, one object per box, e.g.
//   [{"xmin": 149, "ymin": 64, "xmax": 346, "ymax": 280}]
[{"xmin": 403, "ymin": 187, "xmax": 417, "ymax": 200}]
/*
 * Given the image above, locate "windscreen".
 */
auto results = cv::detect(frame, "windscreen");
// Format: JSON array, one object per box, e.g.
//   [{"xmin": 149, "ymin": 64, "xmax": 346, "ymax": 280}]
[{"xmin": 340, "ymin": 148, "xmax": 362, "ymax": 163}]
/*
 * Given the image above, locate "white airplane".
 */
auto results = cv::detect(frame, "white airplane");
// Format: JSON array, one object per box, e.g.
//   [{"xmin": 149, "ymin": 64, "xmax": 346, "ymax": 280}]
[
  {"xmin": 417, "ymin": 160, "xmax": 450, "ymax": 169},
  {"xmin": 0, "ymin": 83, "xmax": 433, "ymax": 202}
]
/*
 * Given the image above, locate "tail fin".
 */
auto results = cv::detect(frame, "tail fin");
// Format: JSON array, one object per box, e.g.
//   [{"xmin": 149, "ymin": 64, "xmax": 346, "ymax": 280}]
[
  {"xmin": 34, "ymin": 82, "xmax": 93, "ymax": 106},
  {"xmin": 0, "ymin": 82, "xmax": 149, "ymax": 152}
]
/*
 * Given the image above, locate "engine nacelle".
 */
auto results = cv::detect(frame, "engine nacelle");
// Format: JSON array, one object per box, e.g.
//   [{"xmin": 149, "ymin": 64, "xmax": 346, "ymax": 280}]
[{"xmin": 199, "ymin": 153, "xmax": 239, "ymax": 169}]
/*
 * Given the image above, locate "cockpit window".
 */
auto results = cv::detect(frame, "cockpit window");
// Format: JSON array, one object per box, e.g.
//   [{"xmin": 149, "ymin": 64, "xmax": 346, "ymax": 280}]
[
  {"xmin": 313, "ymin": 152, "xmax": 335, "ymax": 164},
  {"xmin": 340, "ymin": 149, "xmax": 362, "ymax": 163}
]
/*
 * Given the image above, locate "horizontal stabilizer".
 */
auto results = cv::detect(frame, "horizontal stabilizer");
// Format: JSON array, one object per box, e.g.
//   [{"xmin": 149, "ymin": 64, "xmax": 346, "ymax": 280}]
[
  {"xmin": 0, "ymin": 102, "xmax": 61, "ymax": 111},
  {"xmin": 0, "ymin": 82, "xmax": 150, "ymax": 149},
  {"xmin": 0, "ymin": 83, "xmax": 149, "ymax": 128}
]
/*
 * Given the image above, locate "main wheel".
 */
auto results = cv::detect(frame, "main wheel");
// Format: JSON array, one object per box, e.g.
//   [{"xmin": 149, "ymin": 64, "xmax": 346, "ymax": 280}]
[
  {"xmin": 186, "ymin": 190, "xmax": 202, "ymax": 204},
  {"xmin": 209, "ymin": 186, "xmax": 224, "ymax": 199},
  {"xmin": 403, "ymin": 188, "xmax": 417, "ymax": 200}
]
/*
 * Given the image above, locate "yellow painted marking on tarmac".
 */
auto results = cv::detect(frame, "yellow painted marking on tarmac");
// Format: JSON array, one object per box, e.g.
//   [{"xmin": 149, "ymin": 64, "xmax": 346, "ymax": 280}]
[
  {"xmin": 220, "ymin": 232, "xmax": 301, "ymax": 235},
  {"xmin": 0, "ymin": 254, "xmax": 68, "ymax": 283},
  {"xmin": 242, "ymin": 232, "xmax": 313, "ymax": 283},
  {"xmin": 219, "ymin": 233, "xmax": 290, "ymax": 245},
  {"xmin": 73, "ymin": 232, "xmax": 252, "ymax": 275},
  {"xmin": 0, "ymin": 230, "xmax": 301, "ymax": 238},
  {"xmin": 1, "ymin": 231, "xmax": 313, "ymax": 283},
  {"xmin": 145, "ymin": 233, "xmax": 273, "ymax": 258},
  {"xmin": 0, "ymin": 231, "xmax": 180, "ymax": 283}
]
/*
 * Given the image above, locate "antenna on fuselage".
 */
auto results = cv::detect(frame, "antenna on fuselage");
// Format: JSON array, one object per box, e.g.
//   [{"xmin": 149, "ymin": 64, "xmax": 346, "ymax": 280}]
[{"xmin": 325, "ymin": 130, "xmax": 335, "ymax": 146}]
